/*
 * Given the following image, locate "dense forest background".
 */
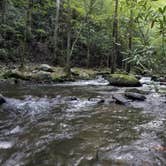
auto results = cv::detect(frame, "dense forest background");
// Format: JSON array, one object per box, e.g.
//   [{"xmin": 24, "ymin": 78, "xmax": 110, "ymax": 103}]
[{"xmin": 0, "ymin": 0, "xmax": 165, "ymax": 74}]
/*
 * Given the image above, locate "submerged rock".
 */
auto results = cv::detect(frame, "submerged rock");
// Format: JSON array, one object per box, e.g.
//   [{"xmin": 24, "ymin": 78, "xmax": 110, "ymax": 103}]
[
  {"xmin": 125, "ymin": 92, "xmax": 146, "ymax": 101},
  {"xmin": 0, "ymin": 94, "xmax": 6, "ymax": 105},
  {"xmin": 112, "ymin": 94, "xmax": 129, "ymax": 105},
  {"xmin": 125, "ymin": 88, "xmax": 149, "ymax": 95},
  {"xmin": 88, "ymin": 97, "xmax": 105, "ymax": 104},
  {"xmin": 107, "ymin": 74, "xmax": 141, "ymax": 87},
  {"xmin": 64, "ymin": 96, "xmax": 78, "ymax": 101}
]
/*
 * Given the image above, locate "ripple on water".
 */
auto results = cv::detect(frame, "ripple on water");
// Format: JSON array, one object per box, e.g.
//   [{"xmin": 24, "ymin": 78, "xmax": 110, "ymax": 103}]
[{"xmin": 0, "ymin": 81, "xmax": 166, "ymax": 165}]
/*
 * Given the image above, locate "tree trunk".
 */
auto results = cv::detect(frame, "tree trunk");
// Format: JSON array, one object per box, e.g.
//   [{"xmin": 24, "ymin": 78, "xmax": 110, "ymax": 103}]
[
  {"xmin": 53, "ymin": 0, "xmax": 60, "ymax": 63},
  {"xmin": 87, "ymin": 38, "xmax": 90, "ymax": 68},
  {"xmin": 111, "ymin": 0, "xmax": 119, "ymax": 74},
  {"xmin": 1, "ymin": 0, "xmax": 7, "ymax": 24},
  {"xmin": 126, "ymin": 9, "xmax": 133, "ymax": 73},
  {"xmin": 65, "ymin": 0, "xmax": 72, "ymax": 76},
  {"xmin": 26, "ymin": 0, "xmax": 33, "ymax": 38},
  {"xmin": 21, "ymin": 0, "xmax": 33, "ymax": 68},
  {"xmin": 85, "ymin": 0, "xmax": 96, "ymax": 68}
]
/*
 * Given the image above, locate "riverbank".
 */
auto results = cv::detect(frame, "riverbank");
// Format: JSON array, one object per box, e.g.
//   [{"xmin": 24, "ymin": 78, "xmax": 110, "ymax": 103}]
[
  {"xmin": 0, "ymin": 64, "xmax": 166, "ymax": 87},
  {"xmin": 0, "ymin": 64, "xmax": 99, "ymax": 83}
]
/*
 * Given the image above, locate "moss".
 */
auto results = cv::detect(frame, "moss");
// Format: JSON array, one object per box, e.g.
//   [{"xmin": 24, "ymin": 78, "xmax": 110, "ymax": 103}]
[
  {"xmin": 3, "ymin": 70, "xmax": 31, "ymax": 80},
  {"xmin": 107, "ymin": 74, "xmax": 141, "ymax": 87},
  {"xmin": 50, "ymin": 67, "xmax": 67, "ymax": 82},
  {"xmin": 71, "ymin": 68, "xmax": 97, "ymax": 80}
]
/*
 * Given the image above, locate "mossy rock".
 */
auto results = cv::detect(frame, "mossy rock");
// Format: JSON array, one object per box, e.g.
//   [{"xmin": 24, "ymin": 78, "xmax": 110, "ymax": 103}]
[
  {"xmin": 51, "ymin": 74, "xmax": 66, "ymax": 82},
  {"xmin": 37, "ymin": 64, "xmax": 54, "ymax": 73},
  {"xmin": 107, "ymin": 74, "xmax": 141, "ymax": 87},
  {"xmin": 31, "ymin": 71, "xmax": 52, "ymax": 81},
  {"xmin": 71, "ymin": 68, "xmax": 96, "ymax": 80},
  {"xmin": 3, "ymin": 70, "xmax": 31, "ymax": 80}
]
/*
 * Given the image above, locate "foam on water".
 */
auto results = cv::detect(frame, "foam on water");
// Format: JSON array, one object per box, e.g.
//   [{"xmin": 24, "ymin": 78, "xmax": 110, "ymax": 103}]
[{"xmin": 0, "ymin": 141, "xmax": 13, "ymax": 149}]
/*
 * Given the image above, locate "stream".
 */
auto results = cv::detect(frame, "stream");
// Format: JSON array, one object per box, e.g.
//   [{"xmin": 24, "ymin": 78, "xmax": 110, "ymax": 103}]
[{"xmin": 0, "ymin": 77, "xmax": 166, "ymax": 166}]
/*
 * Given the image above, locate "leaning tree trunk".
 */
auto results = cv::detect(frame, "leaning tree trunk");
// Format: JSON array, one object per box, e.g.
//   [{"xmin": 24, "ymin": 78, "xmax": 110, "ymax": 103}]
[
  {"xmin": 111, "ymin": 0, "xmax": 119, "ymax": 74},
  {"xmin": 52, "ymin": 0, "xmax": 60, "ymax": 63}
]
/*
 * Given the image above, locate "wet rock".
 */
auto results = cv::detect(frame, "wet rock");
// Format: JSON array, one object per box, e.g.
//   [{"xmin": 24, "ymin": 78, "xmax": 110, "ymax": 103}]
[
  {"xmin": 64, "ymin": 96, "xmax": 78, "ymax": 101},
  {"xmin": 125, "ymin": 92, "xmax": 146, "ymax": 101},
  {"xmin": 135, "ymin": 75, "xmax": 142, "ymax": 80},
  {"xmin": 32, "ymin": 71, "xmax": 52, "ymax": 81},
  {"xmin": 37, "ymin": 64, "xmax": 54, "ymax": 72},
  {"xmin": 153, "ymin": 76, "xmax": 166, "ymax": 82},
  {"xmin": 105, "ymin": 97, "xmax": 115, "ymax": 104},
  {"xmin": 112, "ymin": 94, "xmax": 129, "ymax": 105},
  {"xmin": 107, "ymin": 74, "xmax": 141, "ymax": 87},
  {"xmin": 88, "ymin": 97, "xmax": 105, "ymax": 104},
  {"xmin": 125, "ymin": 88, "xmax": 149, "ymax": 95},
  {"xmin": 151, "ymin": 75, "xmax": 158, "ymax": 81},
  {"xmin": 0, "ymin": 94, "xmax": 6, "ymax": 105},
  {"xmin": 154, "ymin": 145, "xmax": 166, "ymax": 152},
  {"xmin": 159, "ymin": 77, "xmax": 166, "ymax": 82},
  {"xmin": 160, "ymin": 82, "xmax": 166, "ymax": 86}
]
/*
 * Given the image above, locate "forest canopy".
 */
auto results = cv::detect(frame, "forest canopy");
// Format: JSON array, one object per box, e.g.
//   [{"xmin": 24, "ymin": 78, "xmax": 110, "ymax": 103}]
[{"xmin": 0, "ymin": 0, "xmax": 165, "ymax": 74}]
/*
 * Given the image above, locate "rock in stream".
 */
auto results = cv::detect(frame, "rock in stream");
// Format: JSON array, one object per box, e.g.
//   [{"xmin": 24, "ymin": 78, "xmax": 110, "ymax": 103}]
[{"xmin": 0, "ymin": 94, "xmax": 6, "ymax": 105}]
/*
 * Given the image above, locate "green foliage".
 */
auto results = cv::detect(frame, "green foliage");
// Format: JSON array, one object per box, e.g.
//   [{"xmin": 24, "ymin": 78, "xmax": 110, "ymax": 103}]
[
  {"xmin": 0, "ymin": 0, "xmax": 165, "ymax": 73},
  {"xmin": 0, "ymin": 49, "xmax": 8, "ymax": 60}
]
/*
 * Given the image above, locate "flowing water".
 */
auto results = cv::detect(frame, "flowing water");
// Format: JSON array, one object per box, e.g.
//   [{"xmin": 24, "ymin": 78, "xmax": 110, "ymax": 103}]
[{"xmin": 0, "ymin": 78, "xmax": 166, "ymax": 166}]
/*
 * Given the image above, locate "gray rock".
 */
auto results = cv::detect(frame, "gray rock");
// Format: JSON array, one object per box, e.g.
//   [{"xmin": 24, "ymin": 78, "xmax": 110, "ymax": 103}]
[
  {"xmin": 38, "ymin": 64, "xmax": 54, "ymax": 72},
  {"xmin": 105, "ymin": 97, "xmax": 115, "ymax": 104},
  {"xmin": 64, "ymin": 96, "xmax": 78, "ymax": 101},
  {"xmin": 88, "ymin": 97, "xmax": 105, "ymax": 104},
  {"xmin": 34, "ymin": 71, "xmax": 52, "ymax": 81},
  {"xmin": 125, "ymin": 92, "xmax": 146, "ymax": 101},
  {"xmin": 0, "ymin": 94, "xmax": 6, "ymax": 105},
  {"xmin": 112, "ymin": 94, "xmax": 129, "ymax": 105}
]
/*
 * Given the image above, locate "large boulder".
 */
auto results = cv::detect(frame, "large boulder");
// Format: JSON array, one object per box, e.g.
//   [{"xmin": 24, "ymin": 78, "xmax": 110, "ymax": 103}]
[
  {"xmin": 32, "ymin": 71, "xmax": 52, "ymax": 81},
  {"xmin": 107, "ymin": 74, "xmax": 141, "ymax": 87},
  {"xmin": 71, "ymin": 68, "xmax": 96, "ymax": 80},
  {"xmin": 37, "ymin": 64, "xmax": 54, "ymax": 72},
  {"xmin": 0, "ymin": 94, "xmax": 6, "ymax": 105}
]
